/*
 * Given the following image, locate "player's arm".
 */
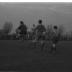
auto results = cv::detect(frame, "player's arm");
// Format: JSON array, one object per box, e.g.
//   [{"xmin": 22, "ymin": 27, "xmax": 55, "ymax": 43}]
[
  {"xmin": 18, "ymin": 25, "xmax": 21, "ymax": 30},
  {"xmin": 43, "ymin": 25, "xmax": 46, "ymax": 32}
]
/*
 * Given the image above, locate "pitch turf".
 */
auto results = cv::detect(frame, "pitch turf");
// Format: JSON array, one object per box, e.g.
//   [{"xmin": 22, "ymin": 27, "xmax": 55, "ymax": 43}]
[{"xmin": 0, "ymin": 40, "xmax": 69, "ymax": 72}]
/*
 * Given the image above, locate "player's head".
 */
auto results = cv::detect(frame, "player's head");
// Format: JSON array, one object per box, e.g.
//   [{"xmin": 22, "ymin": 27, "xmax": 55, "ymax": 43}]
[
  {"xmin": 38, "ymin": 19, "xmax": 42, "ymax": 24},
  {"xmin": 20, "ymin": 21, "xmax": 24, "ymax": 25},
  {"xmin": 53, "ymin": 25, "xmax": 58, "ymax": 30}
]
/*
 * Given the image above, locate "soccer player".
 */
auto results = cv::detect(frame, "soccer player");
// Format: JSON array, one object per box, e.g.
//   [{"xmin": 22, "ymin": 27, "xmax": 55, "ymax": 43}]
[
  {"xmin": 35, "ymin": 20, "xmax": 46, "ymax": 40},
  {"xmin": 17, "ymin": 21, "xmax": 27, "ymax": 40},
  {"xmin": 34, "ymin": 19, "xmax": 46, "ymax": 51},
  {"xmin": 50, "ymin": 25, "xmax": 60, "ymax": 54}
]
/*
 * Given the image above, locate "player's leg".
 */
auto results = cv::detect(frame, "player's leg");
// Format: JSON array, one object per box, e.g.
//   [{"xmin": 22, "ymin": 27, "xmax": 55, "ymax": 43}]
[
  {"xmin": 52, "ymin": 43, "xmax": 56, "ymax": 54},
  {"xmin": 21, "ymin": 31, "xmax": 27, "ymax": 41},
  {"xmin": 49, "ymin": 40, "xmax": 55, "ymax": 53},
  {"xmin": 52, "ymin": 36, "xmax": 60, "ymax": 54},
  {"xmin": 39, "ymin": 34, "xmax": 45, "ymax": 51},
  {"xmin": 16, "ymin": 29, "xmax": 20, "ymax": 40},
  {"xmin": 20, "ymin": 33, "xmax": 23, "ymax": 41},
  {"xmin": 49, "ymin": 40, "xmax": 57, "ymax": 54},
  {"xmin": 32, "ymin": 33, "xmax": 38, "ymax": 48}
]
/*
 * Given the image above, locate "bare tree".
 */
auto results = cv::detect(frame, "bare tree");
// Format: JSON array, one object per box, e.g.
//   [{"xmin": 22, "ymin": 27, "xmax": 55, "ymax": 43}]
[
  {"xmin": 3, "ymin": 21, "xmax": 13, "ymax": 35},
  {"xmin": 58, "ymin": 25, "xmax": 65, "ymax": 36}
]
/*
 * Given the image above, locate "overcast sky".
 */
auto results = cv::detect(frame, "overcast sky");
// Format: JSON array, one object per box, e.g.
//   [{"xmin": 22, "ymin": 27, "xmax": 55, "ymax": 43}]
[{"xmin": 0, "ymin": 2, "xmax": 72, "ymax": 33}]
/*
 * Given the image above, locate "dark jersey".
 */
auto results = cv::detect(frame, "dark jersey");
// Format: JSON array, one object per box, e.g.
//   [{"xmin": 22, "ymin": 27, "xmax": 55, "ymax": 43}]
[
  {"xmin": 52, "ymin": 32, "xmax": 61, "ymax": 44},
  {"xmin": 34, "ymin": 24, "xmax": 46, "ymax": 40},
  {"xmin": 18, "ymin": 24, "xmax": 27, "ymax": 34},
  {"xmin": 35, "ymin": 25, "xmax": 46, "ymax": 33}
]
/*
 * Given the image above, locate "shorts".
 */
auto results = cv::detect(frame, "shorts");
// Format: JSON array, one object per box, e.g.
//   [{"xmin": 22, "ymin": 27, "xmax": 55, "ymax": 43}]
[
  {"xmin": 52, "ymin": 36, "xmax": 59, "ymax": 44},
  {"xmin": 20, "ymin": 31, "xmax": 27, "ymax": 35}
]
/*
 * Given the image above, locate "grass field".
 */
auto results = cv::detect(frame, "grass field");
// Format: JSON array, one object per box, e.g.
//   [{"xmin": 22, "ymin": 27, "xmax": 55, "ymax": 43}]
[{"xmin": 0, "ymin": 40, "xmax": 70, "ymax": 72}]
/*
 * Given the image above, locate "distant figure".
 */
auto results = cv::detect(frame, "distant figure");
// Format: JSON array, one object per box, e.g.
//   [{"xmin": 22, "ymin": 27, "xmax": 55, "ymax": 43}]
[
  {"xmin": 50, "ymin": 25, "xmax": 60, "ymax": 54},
  {"xmin": 33, "ymin": 19, "xmax": 46, "ymax": 50},
  {"xmin": 16, "ymin": 21, "xmax": 27, "ymax": 40}
]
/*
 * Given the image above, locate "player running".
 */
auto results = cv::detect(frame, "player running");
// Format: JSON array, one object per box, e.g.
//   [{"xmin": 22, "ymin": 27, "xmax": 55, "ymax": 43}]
[
  {"xmin": 33, "ymin": 19, "xmax": 46, "ymax": 51},
  {"xmin": 49, "ymin": 25, "xmax": 61, "ymax": 54}
]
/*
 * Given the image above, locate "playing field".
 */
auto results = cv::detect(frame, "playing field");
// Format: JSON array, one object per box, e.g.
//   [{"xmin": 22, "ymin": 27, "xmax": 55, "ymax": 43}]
[{"xmin": 0, "ymin": 40, "xmax": 70, "ymax": 72}]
